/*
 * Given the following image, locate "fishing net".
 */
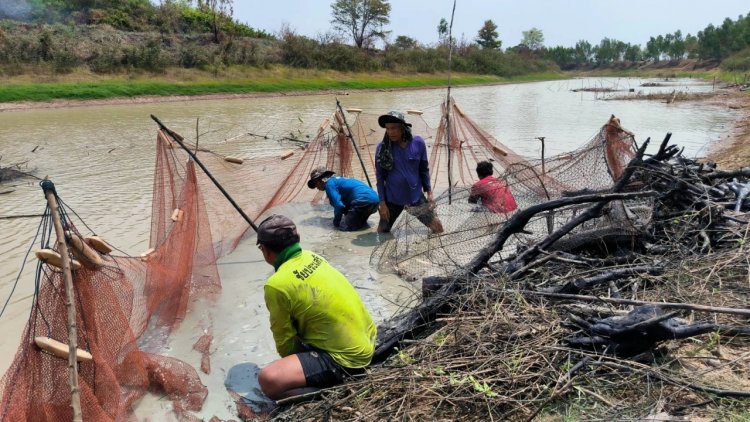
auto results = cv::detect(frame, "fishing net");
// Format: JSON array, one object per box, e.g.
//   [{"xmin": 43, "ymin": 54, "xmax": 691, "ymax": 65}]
[
  {"xmin": 0, "ymin": 99, "xmax": 641, "ymax": 420},
  {"xmin": 0, "ymin": 106, "xmax": 413, "ymax": 421},
  {"xmin": 0, "ymin": 157, "xmax": 216, "ymax": 420},
  {"xmin": 371, "ymin": 111, "xmax": 647, "ymax": 281}
]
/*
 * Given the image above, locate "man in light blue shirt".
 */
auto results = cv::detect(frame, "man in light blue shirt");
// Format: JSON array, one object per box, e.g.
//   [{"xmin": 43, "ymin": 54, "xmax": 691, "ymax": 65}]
[{"xmin": 308, "ymin": 167, "xmax": 379, "ymax": 231}]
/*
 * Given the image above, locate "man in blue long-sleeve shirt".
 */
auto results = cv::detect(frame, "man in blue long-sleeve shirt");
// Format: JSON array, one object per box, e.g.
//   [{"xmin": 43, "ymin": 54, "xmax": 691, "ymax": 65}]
[
  {"xmin": 308, "ymin": 167, "xmax": 380, "ymax": 231},
  {"xmin": 374, "ymin": 111, "xmax": 444, "ymax": 234}
]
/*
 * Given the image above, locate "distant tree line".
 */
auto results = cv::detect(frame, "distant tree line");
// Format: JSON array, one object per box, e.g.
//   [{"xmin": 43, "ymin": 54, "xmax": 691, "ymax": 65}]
[
  {"xmin": 542, "ymin": 13, "xmax": 750, "ymax": 71},
  {"xmin": 1, "ymin": 0, "xmax": 748, "ymax": 77}
]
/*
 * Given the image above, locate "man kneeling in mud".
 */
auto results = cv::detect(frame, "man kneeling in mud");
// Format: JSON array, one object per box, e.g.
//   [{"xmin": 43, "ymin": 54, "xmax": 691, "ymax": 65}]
[{"xmin": 256, "ymin": 215, "xmax": 377, "ymax": 399}]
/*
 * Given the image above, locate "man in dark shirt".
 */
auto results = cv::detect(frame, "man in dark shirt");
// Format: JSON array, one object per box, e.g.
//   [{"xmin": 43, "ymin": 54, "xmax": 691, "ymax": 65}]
[{"xmin": 374, "ymin": 111, "xmax": 444, "ymax": 234}]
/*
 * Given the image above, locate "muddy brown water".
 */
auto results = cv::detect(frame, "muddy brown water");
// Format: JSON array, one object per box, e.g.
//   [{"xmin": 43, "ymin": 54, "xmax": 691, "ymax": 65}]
[{"xmin": 0, "ymin": 77, "xmax": 738, "ymax": 419}]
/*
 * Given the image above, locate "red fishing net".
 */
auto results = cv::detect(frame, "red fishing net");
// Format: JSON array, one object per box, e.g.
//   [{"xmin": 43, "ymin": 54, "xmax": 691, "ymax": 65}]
[{"xmin": 0, "ymin": 101, "xmax": 637, "ymax": 420}]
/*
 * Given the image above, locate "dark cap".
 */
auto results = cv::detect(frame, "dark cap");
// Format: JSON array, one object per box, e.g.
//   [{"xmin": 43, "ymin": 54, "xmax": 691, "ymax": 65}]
[
  {"xmin": 256, "ymin": 214, "xmax": 300, "ymax": 246},
  {"xmin": 378, "ymin": 110, "xmax": 412, "ymax": 128},
  {"xmin": 307, "ymin": 167, "xmax": 335, "ymax": 189}
]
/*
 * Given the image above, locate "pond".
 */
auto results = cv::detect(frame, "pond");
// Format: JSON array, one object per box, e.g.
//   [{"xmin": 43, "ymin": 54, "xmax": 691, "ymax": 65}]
[{"xmin": 0, "ymin": 77, "xmax": 737, "ymax": 418}]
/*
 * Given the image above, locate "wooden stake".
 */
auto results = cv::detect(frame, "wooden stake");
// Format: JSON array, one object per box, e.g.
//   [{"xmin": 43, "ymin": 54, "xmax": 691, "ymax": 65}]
[{"xmin": 41, "ymin": 180, "xmax": 83, "ymax": 422}]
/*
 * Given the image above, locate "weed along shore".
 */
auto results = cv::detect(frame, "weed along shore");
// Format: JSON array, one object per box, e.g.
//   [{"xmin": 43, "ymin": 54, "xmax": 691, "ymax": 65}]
[{"xmin": 0, "ymin": 68, "xmax": 539, "ymax": 110}]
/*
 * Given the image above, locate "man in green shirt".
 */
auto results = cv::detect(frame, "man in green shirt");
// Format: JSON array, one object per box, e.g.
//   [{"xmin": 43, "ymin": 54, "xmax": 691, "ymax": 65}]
[{"xmin": 256, "ymin": 214, "xmax": 377, "ymax": 400}]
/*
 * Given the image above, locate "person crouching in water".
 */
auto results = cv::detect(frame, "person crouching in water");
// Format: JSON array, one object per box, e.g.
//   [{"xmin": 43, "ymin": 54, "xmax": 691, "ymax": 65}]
[
  {"xmin": 375, "ymin": 110, "xmax": 444, "ymax": 234},
  {"xmin": 256, "ymin": 215, "xmax": 377, "ymax": 400},
  {"xmin": 468, "ymin": 161, "xmax": 518, "ymax": 213},
  {"xmin": 307, "ymin": 167, "xmax": 380, "ymax": 231}
]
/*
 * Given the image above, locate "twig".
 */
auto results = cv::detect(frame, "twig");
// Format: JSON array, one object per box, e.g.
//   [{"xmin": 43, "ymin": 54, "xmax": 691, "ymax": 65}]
[{"xmin": 518, "ymin": 290, "xmax": 750, "ymax": 317}]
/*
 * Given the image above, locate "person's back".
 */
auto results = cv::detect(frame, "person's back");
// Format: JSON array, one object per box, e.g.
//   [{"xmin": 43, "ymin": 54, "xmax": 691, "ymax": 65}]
[
  {"xmin": 325, "ymin": 176, "xmax": 379, "ymax": 214},
  {"xmin": 265, "ymin": 248, "xmax": 376, "ymax": 368},
  {"xmin": 469, "ymin": 161, "xmax": 517, "ymax": 214},
  {"xmin": 308, "ymin": 168, "xmax": 379, "ymax": 231},
  {"xmin": 256, "ymin": 215, "xmax": 376, "ymax": 400}
]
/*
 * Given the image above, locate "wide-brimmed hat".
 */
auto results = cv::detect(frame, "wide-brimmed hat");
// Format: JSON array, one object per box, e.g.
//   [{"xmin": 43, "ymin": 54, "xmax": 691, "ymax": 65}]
[
  {"xmin": 307, "ymin": 167, "xmax": 336, "ymax": 189},
  {"xmin": 256, "ymin": 214, "xmax": 300, "ymax": 246},
  {"xmin": 378, "ymin": 110, "xmax": 412, "ymax": 128}
]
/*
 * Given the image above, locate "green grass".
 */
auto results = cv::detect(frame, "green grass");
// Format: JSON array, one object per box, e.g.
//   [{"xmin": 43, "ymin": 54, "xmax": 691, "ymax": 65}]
[
  {"xmin": 0, "ymin": 66, "xmax": 572, "ymax": 103},
  {"xmin": 3, "ymin": 65, "xmax": 737, "ymax": 104}
]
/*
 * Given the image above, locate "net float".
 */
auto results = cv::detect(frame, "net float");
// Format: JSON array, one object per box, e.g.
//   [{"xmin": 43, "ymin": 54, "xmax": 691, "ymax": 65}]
[
  {"xmin": 84, "ymin": 236, "xmax": 113, "ymax": 254},
  {"xmin": 35, "ymin": 249, "xmax": 82, "ymax": 271},
  {"xmin": 34, "ymin": 336, "xmax": 93, "ymax": 362}
]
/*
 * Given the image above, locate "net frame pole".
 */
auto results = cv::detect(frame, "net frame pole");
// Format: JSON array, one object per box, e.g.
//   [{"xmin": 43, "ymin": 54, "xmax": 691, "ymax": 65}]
[
  {"xmin": 445, "ymin": 0, "xmax": 456, "ymax": 204},
  {"xmin": 336, "ymin": 99, "xmax": 373, "ymax": 187},
  {"xmin": 40, "ymin": 180, "xmax": 83, "ymax": 422},
  {"xmin": 151, "ymin": 115, "xmax": 258, "ymax": 232}
]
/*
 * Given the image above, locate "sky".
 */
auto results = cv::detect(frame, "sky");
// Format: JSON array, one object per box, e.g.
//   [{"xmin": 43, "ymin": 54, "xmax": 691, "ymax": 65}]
[{"xmin": 234, "ymin": 0, "xmax": 750, "ymax": 48}]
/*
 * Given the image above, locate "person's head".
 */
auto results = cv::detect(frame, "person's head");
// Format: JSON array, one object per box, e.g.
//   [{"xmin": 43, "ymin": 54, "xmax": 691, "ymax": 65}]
[
  {"xmin": 378, "ymin": 111, "xmax": 413, "ymax": 142},
  {"xmin": 307, "ymin": 167, "xmax": 335, "ymax": 191},
  {"xmin": 476, "ymin": 161, "xmax": 494, "ymax": 179},
  {"xmin": 256, "ymin": 215, "xmax": 300, "ymax": 263}
]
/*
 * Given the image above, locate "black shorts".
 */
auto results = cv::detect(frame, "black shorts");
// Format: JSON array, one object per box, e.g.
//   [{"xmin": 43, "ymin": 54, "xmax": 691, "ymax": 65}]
[
  {"xmin": 339, "ymin": 203, "xmax": 378, "ymax": 231},
  {"xmin": 378, "ymin": 195, "xmax": 436, "ymax": 232},
  {"xmin": 297, "ymin": 350, "xmax": 365, "ymax": 388}
]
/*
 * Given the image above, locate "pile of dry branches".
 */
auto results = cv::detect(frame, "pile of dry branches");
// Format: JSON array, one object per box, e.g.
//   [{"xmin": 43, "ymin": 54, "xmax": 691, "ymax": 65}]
[{"xmin": 272, "ymin": 137, "xmax": 750, "ymax": 421}]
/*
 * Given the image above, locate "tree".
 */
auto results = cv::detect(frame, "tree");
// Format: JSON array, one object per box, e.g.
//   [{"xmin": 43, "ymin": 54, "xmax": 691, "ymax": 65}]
[
  {"xmin": 574, "ymin": 40, "xmax": 592, "ymax": 65},
  {"xmin": 393, "ymin": 35, "xmax": 418, "ymax": 49},
  {"xmin": 199, "ymin": 0, "xmax": 234, "ymax": 43},
  {"xmin": 645, "ymin": 36, "xmax": 661, "ymax": 61},
  {"xmin": 521, "ymin": 27, "xmax": 544, "ymax": 50},
  {"xmin": 666, "ymin": 30, "xmax": 686, "ymax": 60},
  {"xmin": 684, "ymin": 33, "xmax": 699, "ymax": 59},
  {"xmin": 623, "ymin": 43, "xmax": 642, "ymax": 62},
  {"xmin": 437, "ymin": 17, "xmax": 448, "ymax": 45},
  {"xmin": 476, "ymin": 19, "xmax": 501, "ymax": 49},
  {"xmin": 330, "ymin": 0, "xmax": 391, "ymax": 49},
  {"xmin": 544, "ymin": 46, "xmax": 576, "ymax": 69}
]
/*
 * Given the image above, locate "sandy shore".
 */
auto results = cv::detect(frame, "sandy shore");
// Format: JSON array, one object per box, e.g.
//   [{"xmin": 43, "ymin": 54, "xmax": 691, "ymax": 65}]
[{"xmin": 704, "ymin": 88, "xmax": 750, "ymax": 167}]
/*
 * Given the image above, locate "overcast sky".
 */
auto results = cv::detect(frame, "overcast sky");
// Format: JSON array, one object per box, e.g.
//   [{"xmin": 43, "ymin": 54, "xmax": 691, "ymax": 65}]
[{"xmin": 234, "ymin": 0, "xmax": 749, "ymax": 48}]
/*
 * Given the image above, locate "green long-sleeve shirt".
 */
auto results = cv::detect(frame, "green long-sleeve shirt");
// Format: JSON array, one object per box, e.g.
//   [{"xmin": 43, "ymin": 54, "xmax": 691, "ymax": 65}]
[{"xmin": 263, "ymin": 245, "xmax": 376, "ymax": 369}]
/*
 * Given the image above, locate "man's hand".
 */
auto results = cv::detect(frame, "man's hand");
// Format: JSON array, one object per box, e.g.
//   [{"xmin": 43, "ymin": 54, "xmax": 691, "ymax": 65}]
[
  {"xmin": 378, "ymin": 201, "xmax": 390, "ymax": 222},
  {"xmin": 426, "ymin": 191, "xmax": 436, "ymax": 209}
]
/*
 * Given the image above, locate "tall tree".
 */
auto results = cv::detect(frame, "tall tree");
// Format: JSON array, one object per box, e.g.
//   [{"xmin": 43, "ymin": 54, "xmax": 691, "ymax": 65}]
[
  {"xmin": 331, "ymin": 0, "xmax": 391, "ymax": 49},
  {"xmin": 200, "ymin": 0, "xmax": 233, "ymax": 43},
  {"xmin": 476, "ymin": 19, "xmax": 501, "ymax": 49},
  {"xmin": 521, "ymin": 27, "xmax": 544, "ymax": 50},
  {"xmin": 574, "ymin": 40, "xmax": 592, "ymax": 65},
  {"xmin": 623, "ymin": 43, "xmax": 642, "ymax": 62},
  {"xmin": 437, "ymin": 17, "xmax": 448, "ymax": 45}
]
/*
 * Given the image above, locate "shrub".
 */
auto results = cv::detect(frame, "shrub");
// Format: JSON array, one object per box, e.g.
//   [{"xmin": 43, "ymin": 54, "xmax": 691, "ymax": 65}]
[
  {"xmin": 180, "ymin": 43, "xmax": 210, "ymax": 68},
  {"xmin": 721, "ymin": 48, "xmax": 750, "ymax": 72},
  {"xmin": 123, "ymin": 37, "xmax": 168, "ymax": 72}
]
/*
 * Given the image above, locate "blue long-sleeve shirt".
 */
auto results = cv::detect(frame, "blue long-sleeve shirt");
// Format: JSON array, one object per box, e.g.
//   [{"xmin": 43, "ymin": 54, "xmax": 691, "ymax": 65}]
[
  {"xmin": 324, "ymin": 176, "xmax": 379, "ymax": 226},
  {"xmin": 375, "ymin": 136, "xmax": 432, "ymax": 206}
]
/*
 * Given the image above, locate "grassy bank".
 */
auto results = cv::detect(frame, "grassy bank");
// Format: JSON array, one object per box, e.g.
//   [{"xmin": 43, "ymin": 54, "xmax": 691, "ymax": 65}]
[
  {"xmin": 1, "ymin": 65, "xmax": 742, "ymax": 104},
  {"xmin": 0, "ymin": 67, "xmax": 568, "ymax": 103}
]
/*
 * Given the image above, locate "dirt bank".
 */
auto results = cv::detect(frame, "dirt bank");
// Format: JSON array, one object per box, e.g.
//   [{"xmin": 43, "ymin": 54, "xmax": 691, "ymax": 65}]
[
  {"xmin": 705, "ymin": 88, "xmax": 750, "ymax": 167},
  {"xmin": 0, "ymin": 84, "xmax": 451, "ymax": 113}
]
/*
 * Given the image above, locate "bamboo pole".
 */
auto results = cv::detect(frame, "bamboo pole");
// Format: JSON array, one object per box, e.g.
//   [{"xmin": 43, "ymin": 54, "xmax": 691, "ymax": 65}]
[
  {"xmin": 41, "ymin": 180, "xmax": 82, "ymax": 422},
  {"xmin": 445, "ymin": 0, "xmax": 456, "ymax": 204},
  {"xmin": 151, "ymin": 115, "xmax": 258, "ymax": 232},
  {"xmin": 336, "ymin": 99, "xmax": 373, "ymax": 187}
]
